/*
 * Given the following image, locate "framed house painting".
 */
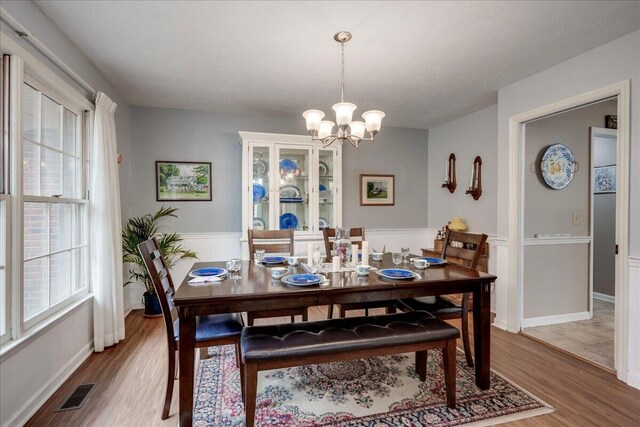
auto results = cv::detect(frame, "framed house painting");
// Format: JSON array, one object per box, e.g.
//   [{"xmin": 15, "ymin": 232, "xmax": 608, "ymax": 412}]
[
  {"xmin": 360, "ymin": 174, "xmax": 395, "ymax": 206},
  {"xmin": 594, "ymin": 165, "xmax": 616, "ymax": 194},
  {"xmin": 156, "ymin": 161, "xmax": 212, "ymax": 201}
]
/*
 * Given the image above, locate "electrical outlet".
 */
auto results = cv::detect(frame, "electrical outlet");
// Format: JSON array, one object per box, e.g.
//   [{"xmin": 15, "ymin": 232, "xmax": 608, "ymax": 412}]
[{"xmin": 573, "ymin": 212, "xmax": 581, "ymax": 225}]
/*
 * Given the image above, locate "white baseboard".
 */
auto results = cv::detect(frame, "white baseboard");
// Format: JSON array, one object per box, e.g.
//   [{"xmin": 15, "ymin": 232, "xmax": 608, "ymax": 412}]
[
  {"xmin": 522, "ymin": 311, "xmax": 591, "ymax": 328},
  {"xmin": 492, "ymin": 318, "xmax": 508, "ymax": 331},
  {"xmin": 2, "ymin": 342, "xmax": 94, "ymax": 427},
  {"xmin": 593, "ymin": 292, "xmax": 615, "ymax": 304}
]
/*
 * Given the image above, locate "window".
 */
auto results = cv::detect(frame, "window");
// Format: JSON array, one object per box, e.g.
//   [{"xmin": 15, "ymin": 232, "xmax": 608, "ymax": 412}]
[{"xmin": 21, "ymin": 77, "xmax": 89, "ymax": 329}]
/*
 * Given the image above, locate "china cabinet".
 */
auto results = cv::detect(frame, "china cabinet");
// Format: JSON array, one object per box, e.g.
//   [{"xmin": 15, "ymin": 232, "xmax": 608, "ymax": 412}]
[{"xmin": 239, "ymin": 132, "xmax": 342, "ymax": 255}]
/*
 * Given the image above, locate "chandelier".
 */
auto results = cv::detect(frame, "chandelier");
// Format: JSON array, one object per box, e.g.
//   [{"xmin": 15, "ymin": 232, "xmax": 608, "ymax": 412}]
[{"xmin": 302, "ymin": 31, "xmax": 385, "ymax": 148}]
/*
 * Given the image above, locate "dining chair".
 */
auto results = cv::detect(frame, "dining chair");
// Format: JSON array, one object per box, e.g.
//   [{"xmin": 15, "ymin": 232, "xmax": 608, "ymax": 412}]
[
  {"xmin": 246, "ymin": 229, "xmax": 308, "ymax": 325},
  {"xmin": 397, "ymin": 230, "xmax": 488, "ymax": 367},
  {"xmin": 138, "ymin": 238, "xmax": 244, "ymax": 420},
  {"xmin": 323, "ymin": 227, "xmax": 396, "ymax": 319}
]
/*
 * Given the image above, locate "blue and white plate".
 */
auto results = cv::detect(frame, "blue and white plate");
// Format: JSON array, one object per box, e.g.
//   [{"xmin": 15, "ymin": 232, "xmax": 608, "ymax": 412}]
[
  {"xmin": 318, "ymin": 217, "xmax": 328, "ymax": 230},
  {"xmin": 253, "ymin": 217, "xmax": 266, "ymax": 230},
  {"xmin": 253, "ymin": 183, "xmax": 266, "ymax": 201},
  {"xmin": 279, "ymin": 185, "xmax": 302, "ymax": 200},
  {"xmin": 253, "ymin": 159, "xmax": 268, "ymax": 176},
  {"xmin": 281, "ymin": 274, "xmax": 323, "ymax": 286},
  {"xmin": 262, "ymin": 256, "xmax": 287, "ymax": 265},
  {"xmin": 279, "ymin": 213, "xmax": 298, "ymax": 230},
  {"xmin": 319, "ymin": 161, "xmax": 329, "ymax": 176},
  {"xmin": 280, "ymin": 159, "xmax": 298, "ymax": 173},
  {"xmin": 319, "ymin": 184, "xmax": 327, "ymax": 192},
  {"xmin": 189, "ymin": 267, "xmax": 228, "ymax": 278},
  {"xmin": 540, "ymin": 143, "xmax": 576, "ymax": 190},
  {"xmin": 376, "ymin": 269, "xmax": 416, "ymax": 280},
  {"xmin": 420, "ymin": 257, "xmax": 447, "ymax": 266}
]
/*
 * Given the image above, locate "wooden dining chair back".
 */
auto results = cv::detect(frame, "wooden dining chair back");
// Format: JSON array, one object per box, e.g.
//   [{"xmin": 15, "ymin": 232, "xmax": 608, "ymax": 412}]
[
  {"xmin": 245, "ymin": 228, "xmax": 307, "ymax": 325},
  {"xmin": 440, "ymin": 230, "xmax": 487, "ymax": 270},
  {"xmin": 248, "ymin": 229, "xmax": 294, "ymax": 260},
  {"xmin": 322, "ymin": 227, "xmax": 365, "ymax": 259},
  {"xmin": 138, "ymin": 238, "xmax": 243, "ymax": 420},
  {"xmin": 398, "ymin": 230, "xmax": 488, "ymax": 368}
]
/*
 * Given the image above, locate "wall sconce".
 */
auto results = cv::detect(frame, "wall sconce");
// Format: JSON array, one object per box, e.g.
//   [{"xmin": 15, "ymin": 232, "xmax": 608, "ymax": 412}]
[
  {"xmin": 465, "ymin": 156, "xmax": 482, "ymax": 200},
  {"xmin": 441, "ymin": 153, "xmax": 456, "ymax": 193}
]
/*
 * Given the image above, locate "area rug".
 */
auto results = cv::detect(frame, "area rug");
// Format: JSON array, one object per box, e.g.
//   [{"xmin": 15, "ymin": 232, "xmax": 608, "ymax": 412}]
[{"xmin": 193, "ymin": 345, "xmax": 553, "ymax": 426}]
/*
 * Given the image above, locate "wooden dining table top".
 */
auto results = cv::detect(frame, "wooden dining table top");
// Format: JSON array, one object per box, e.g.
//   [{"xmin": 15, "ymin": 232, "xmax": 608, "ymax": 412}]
[{"xmin": 173, "ymin": 254, "xmax": 497, "ymax": 309}]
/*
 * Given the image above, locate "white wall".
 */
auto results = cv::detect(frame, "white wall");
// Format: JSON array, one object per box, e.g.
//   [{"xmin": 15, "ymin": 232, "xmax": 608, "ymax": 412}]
[
  {"xmin": 427, "ymin": 104, "xmax": 498, "ymax": 235},
  {"xmin": 0, "ymin": 2, "xmax": 132, "ymax": 425}
]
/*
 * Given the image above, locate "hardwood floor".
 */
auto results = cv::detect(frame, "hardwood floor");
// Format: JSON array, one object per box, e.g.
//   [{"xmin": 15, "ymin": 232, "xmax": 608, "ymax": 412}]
[{"xmin": 26, "ymin": 307, "xmax": 640, "ymax": 426}]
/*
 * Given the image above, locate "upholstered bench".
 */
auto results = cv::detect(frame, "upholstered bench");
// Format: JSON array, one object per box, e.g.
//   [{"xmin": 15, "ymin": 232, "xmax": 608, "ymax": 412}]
[{"xmin": 241, "ymin": 310, "xmax": 460, "ymax": 426}]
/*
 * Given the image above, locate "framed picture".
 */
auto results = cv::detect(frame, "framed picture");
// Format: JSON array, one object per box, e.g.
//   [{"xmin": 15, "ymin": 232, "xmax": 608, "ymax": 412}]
[
  {"xmin": 360, "ymin": 174, "xmax": 395, "ymax": 206},
  {"xmin": 156, "ymin": 161, "xmax": 212, "ymax": 201},
  {"xmin": 594, "ymin": 165, "xmax": 616, "ymax": 194}
]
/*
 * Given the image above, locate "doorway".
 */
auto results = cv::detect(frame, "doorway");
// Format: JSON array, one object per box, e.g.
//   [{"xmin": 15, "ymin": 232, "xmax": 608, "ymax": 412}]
[{"xmin": 518, "ymin": 99, "xmax": 618, "ymax": 371}]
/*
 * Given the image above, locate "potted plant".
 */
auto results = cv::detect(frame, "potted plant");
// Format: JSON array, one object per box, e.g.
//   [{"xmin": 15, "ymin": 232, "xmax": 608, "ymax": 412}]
[{"xmin": 122, "ymin": 206, "xmax": 197, "ymax": 316}]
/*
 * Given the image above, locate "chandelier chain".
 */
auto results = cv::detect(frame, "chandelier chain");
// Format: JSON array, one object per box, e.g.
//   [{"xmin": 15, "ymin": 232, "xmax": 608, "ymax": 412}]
[{"xmin": 340, "ymin": 41, "xmax": 345, "ymax": 103}]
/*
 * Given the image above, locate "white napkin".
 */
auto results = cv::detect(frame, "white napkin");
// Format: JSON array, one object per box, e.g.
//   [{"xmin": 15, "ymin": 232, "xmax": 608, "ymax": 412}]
[{"xmin": 188, "ymin": 275, "xmax": 223, "ymax": 284}]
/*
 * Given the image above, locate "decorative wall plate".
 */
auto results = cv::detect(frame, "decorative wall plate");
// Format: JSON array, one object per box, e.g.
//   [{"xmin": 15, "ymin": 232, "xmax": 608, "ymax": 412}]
[
  {"xmin": 279, "ymin": 213, "xmax": 299, "ymax": 230},
  {"xmin": 540, "ymin": 144, "xmax": 576, "ymax": 189},
  {"xmin": 318, "ymin": 217, "xmax": 328, "ymax": 230},
  {"xmin": 279, "ymin": 185, "xmax": 302, "ymax": 199}
]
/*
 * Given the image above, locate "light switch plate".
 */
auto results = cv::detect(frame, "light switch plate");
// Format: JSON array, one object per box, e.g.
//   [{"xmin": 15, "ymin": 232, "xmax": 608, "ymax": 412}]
[{"xmin": 573, "ymin": 212, "xmax": 581, "ymax": 225}]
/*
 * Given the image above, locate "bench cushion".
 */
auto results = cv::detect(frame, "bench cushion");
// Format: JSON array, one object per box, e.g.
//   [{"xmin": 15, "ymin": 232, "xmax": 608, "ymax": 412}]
[
  {"xmin": 241, "ymin": 310, "xmax": 459, "ymax": 363},
  {"xmin": 399, "ymin": 297, "xmax": 463, "ymax": 316}
]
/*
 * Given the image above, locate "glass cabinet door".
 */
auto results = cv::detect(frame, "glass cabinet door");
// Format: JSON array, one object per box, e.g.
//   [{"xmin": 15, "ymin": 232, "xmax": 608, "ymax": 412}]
[
  {"xmin": 277, "ymin": 146, "xmax": 311, "ymax": 232},
  {"xmin": 251, "ymin": 146, "xmax": 270, "ymax": 230},
  {"xmin": 318, "ymin": 149, "xmax": 336, "ymax": 231}
]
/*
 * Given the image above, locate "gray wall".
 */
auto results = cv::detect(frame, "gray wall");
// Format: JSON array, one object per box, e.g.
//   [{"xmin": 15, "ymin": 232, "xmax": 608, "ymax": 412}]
[
  {"xmin": 497, "ymin": 30, "xmax": 640, "ymax": 260},
  {"xmin": 524, "ymin": 100, "xmax": 617, "ymax": 237},
  {"xmin": 1, "ymin": 0, "xmax": 133, "ymax": 221},
  {"xmin": 427, "ymin": 104, "xmax": 497, "ymax": 235},
  {"xmin": 129, "ymin": 106, "xmax": 429, "ymax": 232},
  {"xmin": 593, "ymin": 134, "xmax": 617, "ymax": 297}
]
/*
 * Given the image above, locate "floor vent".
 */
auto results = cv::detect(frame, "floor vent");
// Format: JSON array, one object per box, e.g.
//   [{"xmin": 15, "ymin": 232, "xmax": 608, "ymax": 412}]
[{"xmin": 56, "ymin": 383, "xmax": 95, "ymax": 412}]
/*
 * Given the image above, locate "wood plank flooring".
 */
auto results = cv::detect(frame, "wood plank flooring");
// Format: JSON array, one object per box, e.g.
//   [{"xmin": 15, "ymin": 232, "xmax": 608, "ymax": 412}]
[{"xmin": 26, "ymin": 307, "xmax": 640, "ymax": 426}]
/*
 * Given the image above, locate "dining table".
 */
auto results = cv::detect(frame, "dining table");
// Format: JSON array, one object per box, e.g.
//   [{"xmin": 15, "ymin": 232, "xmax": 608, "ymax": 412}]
[{"xmin": 173, "ymin": 254, "xmax": 497, "ymax": 427}]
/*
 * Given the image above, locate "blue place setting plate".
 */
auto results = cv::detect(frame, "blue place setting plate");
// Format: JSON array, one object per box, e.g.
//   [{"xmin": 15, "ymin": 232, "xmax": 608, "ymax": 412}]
[
  {"xmin": 262, "ymin": 256, "xmax": 287, "ymax": 265},
  {"xmin": 281, "ymin": 274, "xmax": 323, "ymax": 286},
  {"xmin": 421, "ymin": 257, "xmax": 447, "ymax": 266},
  {"xmin": 376, "ymin": 269, "xmax": 416, "ymax": 280},
  {"xmin": 253, "ymin": 183, "xmax": 266, "ymax": 202},
  {"xmin": 279, "ymin": 213, "xmax": 299, "ymax": 229},
  {"xmin": 189, "ymin": 267, "xmax": 228, "ymax": 278}
]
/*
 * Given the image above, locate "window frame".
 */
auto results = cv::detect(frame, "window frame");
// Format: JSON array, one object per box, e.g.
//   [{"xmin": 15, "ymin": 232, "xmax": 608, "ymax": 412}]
[
  {"xmin": 20, "ymin": 73, "xmax": 90, "ymax": 331},
  {"xmin": 1, "ymin": 54, "xmax": 11, "ymax": 345}
]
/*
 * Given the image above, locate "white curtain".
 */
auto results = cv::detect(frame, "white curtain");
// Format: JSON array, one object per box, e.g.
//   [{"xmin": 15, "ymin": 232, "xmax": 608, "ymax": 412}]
[{"xmin": 91, "ymin": 92, "xmax": 125, "ymax": 352}]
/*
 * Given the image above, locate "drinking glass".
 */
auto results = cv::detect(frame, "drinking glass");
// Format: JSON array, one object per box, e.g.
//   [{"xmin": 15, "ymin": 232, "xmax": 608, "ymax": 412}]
[
  {"xmin": 254, "ymin": 249, "xmax": 266, "ymax": 265},
  {"xmin": 228, "ymin": 258, "xmax": 242, "ymax": 279},
  {"xmin": 392, "ymin": 252, "xmax": 402, "ymax": 267},
  {"xmin": 312, "ymin": 251, "xmax": 322, "ymax": 267},
  {"xmin": 401, "ymin": 247, "xmax": 410, "ymax": 263}
]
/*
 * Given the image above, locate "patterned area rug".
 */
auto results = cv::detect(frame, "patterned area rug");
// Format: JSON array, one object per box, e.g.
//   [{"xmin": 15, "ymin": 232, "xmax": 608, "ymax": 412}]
[{"xmin": 193, "ymin": 345, "xmax": 553, "ymax": 426}]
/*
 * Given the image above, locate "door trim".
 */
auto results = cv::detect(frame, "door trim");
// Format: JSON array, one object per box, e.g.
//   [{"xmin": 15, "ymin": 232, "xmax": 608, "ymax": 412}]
[{"xmin": 507, "ymin": 80, "xmax": 630, "ymax": 382}]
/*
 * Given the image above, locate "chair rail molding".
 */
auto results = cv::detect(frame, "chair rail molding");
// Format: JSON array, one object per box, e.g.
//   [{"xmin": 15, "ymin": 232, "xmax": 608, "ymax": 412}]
[{"xmin": 506, "ymin": 80, "xmax": 631, "ymax": 385}]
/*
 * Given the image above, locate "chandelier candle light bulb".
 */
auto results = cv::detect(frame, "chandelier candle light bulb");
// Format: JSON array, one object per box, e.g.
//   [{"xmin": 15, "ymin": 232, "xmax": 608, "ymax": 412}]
[{"xmin": 302, "ymin": 31, "xmax": 384, "ymax": 148}]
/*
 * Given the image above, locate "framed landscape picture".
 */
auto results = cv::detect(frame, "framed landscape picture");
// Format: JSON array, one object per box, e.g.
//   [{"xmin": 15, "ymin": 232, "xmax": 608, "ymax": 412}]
[
  {"xmin": 360, "ymin": 174, "xmax": 395, "ymax": 206},
  {"xmin": 594, "ymin": 165, "xmax": 616, "ymax": 194},
  {"xmin": 156, "ymin": 161, "xmax": 212, "ymax": 201}
]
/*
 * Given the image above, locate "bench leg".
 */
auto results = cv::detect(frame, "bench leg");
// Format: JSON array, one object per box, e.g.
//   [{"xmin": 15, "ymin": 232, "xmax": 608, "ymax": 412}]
[
  {"xmin": 415, "ymin": 350, "xmax": 427, "ymax": 381},
  {"xmin": 244, "ymin": 363, "xmax": 258, "ymax": 427},
  {"xmin": 327, "ymin": 304, "xmax": 334, "ymax": 319},
  {"xmin": 442, "ymin": 339, "xmax": 457, "ymax": 409},
  {"xmin": 302, "ymin": 309, "xmax": 308, "ymax": 322}
]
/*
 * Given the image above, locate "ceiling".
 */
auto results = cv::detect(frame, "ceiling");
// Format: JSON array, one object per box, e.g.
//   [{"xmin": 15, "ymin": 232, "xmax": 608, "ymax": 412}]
[{"xmin": 33, "ymin": 1, "xmax": 640, "ymax": 129}]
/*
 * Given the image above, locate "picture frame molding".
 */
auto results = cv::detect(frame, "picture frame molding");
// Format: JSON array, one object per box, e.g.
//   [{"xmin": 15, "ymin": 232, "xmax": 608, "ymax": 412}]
[
  {"xmin": 156, "ymin": 160, "xmax": 213, "ymax": 202},
  {"xmin": 359, "ymin": 173, "xmax": 395, "ymax": 206}
]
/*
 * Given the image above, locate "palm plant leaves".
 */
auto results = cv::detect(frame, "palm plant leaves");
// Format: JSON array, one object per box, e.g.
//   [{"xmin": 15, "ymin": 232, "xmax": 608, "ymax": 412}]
[{"xmin": 122, "ymin": 206, "xmax": 197, "ymax": 294}]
